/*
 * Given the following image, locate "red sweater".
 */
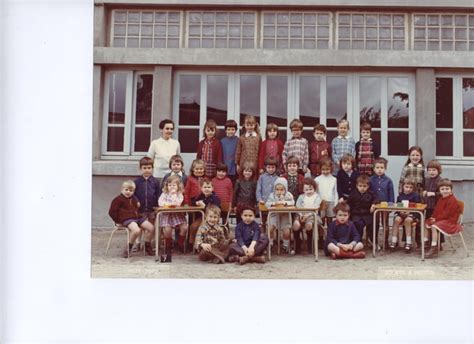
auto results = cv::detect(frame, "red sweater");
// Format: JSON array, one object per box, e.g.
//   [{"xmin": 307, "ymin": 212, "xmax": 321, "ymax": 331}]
[
  {"xmin": 184, "ymin": 176, "xmax": 202, "ymax": 205},
  {"xmin": 108, "ymin": 194, "xmax": 140, "ymax": 224},
  {"xmin": 432, "ymin": 194, "xmax": 461, "ymax": 225},
  {"xmin": 258, "ymin": 139, "xmax": 284, "ymax": 171},
  {"xmin": 309, "ymin": 140, "xmax": 332, "ymax": 176},
  {"xmin": 211, "ymin": 177, "xmax": 233, "ymax": 204}
]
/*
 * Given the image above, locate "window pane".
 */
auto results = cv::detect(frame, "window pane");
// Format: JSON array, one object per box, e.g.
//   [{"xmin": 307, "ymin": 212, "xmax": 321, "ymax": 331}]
[
  {"xmin": 134, "ymin": 127, "xmax": 151, "ymax": 152},
  {"xmin": 327, "ymin": 77, "xmax": 347, "ymax": 127},
  {"xmin": 302, "ymin": 130, "xmax": 314, "ymax": 143},
  {"xmin": 207, "ymin": 75, "xmax": 228, "ymax": 125},
  {"xmin": 179, "ymin": 75, "xmax": 200, "ymax": 126},
  {"xmin": 178, "ymin": 129, "xmax": 200, "ymax": 153},
  {"xmin": 371, "ymin": 130, "xmax": 382, "ymax": 155},
  {"xmin": 436, "ymin": 78, "xmax": 453, "ymax": 128},
  {"xmin": 463, "ymin": 132, "xmax": 474, "ymax": 156},
  {"xmin": 436, "ymin": 131, "xmax": 453, "ymax": 156},
  {"xmin": 135, "ymin": 74, "xmax": 153, "ymax": 125},
  {"xmin": 359, "ymin": 77, "xmax": 381, "ymax": 128},
  {"xmin": 240, "ymin": 75, "xmax": 260, "ymax": 125},
  {"xmin": 108, "ymin": 73, "xmax": 127, "ymax": 124},
  {"xmin": 107, "ymin": 127, "xmax": 124, "ymax": 152},
  {"xmin": 267, "ymin": 76, "xmax": 288, "ymax": 126},
  {"xmin": 462, "ymin": 78, "xmax": 474, "ymax": 128},
  {"xmin": 388, "ymin": 78, "xmax": 409, "ymax": 128},
  {"xmin": 326, "ymin": 130, "xmax": 338, "ymax": 144},
  {"xmin": 299, "ymin": 76, "xmax": 320, "ymax": 126},
  {"xmin": 279, "ymin": 130, "xmax": 287, "ymax": 143},
  {"xmin": 387, "ymin": 131, "xmax": 408, "ymax": 155}
]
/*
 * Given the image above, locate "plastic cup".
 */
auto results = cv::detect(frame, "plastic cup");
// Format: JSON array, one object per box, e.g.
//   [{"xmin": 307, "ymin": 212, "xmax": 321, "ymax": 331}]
[{"xmin": 402, "ymin": 200, "xmax": 409, "ymax": 208}]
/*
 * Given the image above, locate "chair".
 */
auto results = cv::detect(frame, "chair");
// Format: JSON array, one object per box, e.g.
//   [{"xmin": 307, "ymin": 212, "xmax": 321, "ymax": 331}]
[
  {"xmin": 105, "ymin": 223, "xmax": 145, "ymax": 258},
  {"xmin": 434, "ymin": 200, "xmax": 469, "ymax": 257}
]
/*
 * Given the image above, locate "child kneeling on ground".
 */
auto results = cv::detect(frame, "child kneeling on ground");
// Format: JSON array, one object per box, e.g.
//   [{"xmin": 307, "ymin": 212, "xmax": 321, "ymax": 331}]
[
  {"xmin": 325, "ymin": 201, "xmax": 365, "ymax": 259},
  {"xmin": 228, "ymin": 205, "xmax": 269, "ymax": 265},
  {"xmin": 194, "ymin": 205, "xmax": 229, "ymax": 264},
  {"xmin": 108, "ymin": 180, "xmax": 155, "ymax": 258}
]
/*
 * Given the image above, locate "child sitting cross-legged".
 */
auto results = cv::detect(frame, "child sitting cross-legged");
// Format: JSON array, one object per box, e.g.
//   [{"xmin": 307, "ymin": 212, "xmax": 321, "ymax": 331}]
[
  {"xmin": 292, "ymin": 178, "xmax": 322, "ymax": 255},
  {"xmin": 389, "ymin": 177, "xmax": 421, "ymax": 253},
  {"xmin": 227, "ymin": 205, "xmax": 269, "ymax": 265},
  {"xmin": 325, "ymin": 201, "xmax": 365, "ymax": 259},
  {"xmin": 194, "ymin": 205, "xmax": 229, "ymax": 264},
  {"xmin": 108, "ymin": 180, "xmax": 155, "ymax": 258}
]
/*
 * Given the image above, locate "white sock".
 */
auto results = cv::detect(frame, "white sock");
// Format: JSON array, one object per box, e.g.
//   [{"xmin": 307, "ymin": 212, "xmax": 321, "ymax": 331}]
[
  {"xmin": 391, "ymin": 236, "xmax": 398, "ymax": 243},
  {"xmin": 431, "ymin": 241, "xmax": 437, "ymax": 247},
  {"xmin": 406, "ymin": 236, "xmax": 412, "ymax": 244},
  {"xmin": 283, "ymin": 239, "xmax": 289, "ymax": 247},
  {"xmin": 424, "ymin": 237, "xmax": 429, "ymax": 242}
]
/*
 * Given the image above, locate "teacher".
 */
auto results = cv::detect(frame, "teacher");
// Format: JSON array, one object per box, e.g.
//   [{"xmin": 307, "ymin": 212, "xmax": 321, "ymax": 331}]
[{"xmin": 147, "ymin": 119, "xmax": 181, "ymax": 181}]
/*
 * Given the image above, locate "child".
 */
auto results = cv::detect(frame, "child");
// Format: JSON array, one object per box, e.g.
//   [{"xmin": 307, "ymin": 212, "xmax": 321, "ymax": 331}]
[
  {"xmin": 194, "ymin": 205, "xmax": 229, "ymax": 264},
  {"xmin": 220, "ymin": 119, "xmax": 239, "ymax": 184},
  {"xmin": 157, "ymin": 175, "xmax": 188, "ymax": 261},
  {"xmin": 293, "ymin": 178, "xmax": 322, "ymax": 255},
  {"xmin": 309, "ymin": 124, "xmax": 332, "ymax": 178},
  {"xmin": 422, "ymin": 159, "xmax": 443, "ymax": 247},
  {"xmin": 235, "ymin": 115, "xmax": 261, "ymax": 175},
  {"xmin": 134, "ymin": 156, "xmax": 161, "ymax": 224},
  {"xmin": 233, "ymin": 162, "xmax": 258, "ymax": 224},
  {"xmin": 265, "ymin": 177, "xmax": 295, "ymax": 253},
  {"xmin": 197, "ymin": 119, "xmax": 223, "ymax": 178},
  {"xmin": 108, "ymin": 180, "xmax": 155, "ymax": 258},
  {"xmin": 212, "ymin": 163, "xmax": 233, "ymax": 223},
  {"xmin": 347, "ymin": 174, "xmax": 378, "ymax": 240},
  {"xmin": 162, "ymin": 154, "xmax": 188, "ymax": 187},
  {"xmin": 398, "ymin": 146, "xmax": 425, "ymax": 196},
  {"xmin": 355, "ymin": 122, "xmax": 380, "ymax": 176},
  {"xmin": 184, "ymin": 159, "xmax": 206, "ymax": 205},
  {"xmin": 336, "ymin": 154, "xmax": 360, "ymax": 201},
  {"xmin": 282, "ymin": 119, "xmax": 309, "ymax": 175},
  {"xmin": 389, "ymin": 178, "xmax": 421, "ymax": 253},
  {"xmin": 315, "ymin": 158, "xmax": 338, "ymax": 228},
  {"xmin": 227, "ymin": 206, "xmax": 269, "ymax": 264},
  {"xmin": 331, "ymin": 119, "xmax": 356, "ymax": 175},
  {"xmin": 281, "ymin": 156, "xmax": 305, "ymax": 202},
  {"xmin": 325, "ymin": 201, "xmax": 365, "ymax": 259},
  {"xmin": 425, "ymin": 178, "xmax": 463, "ymax": 258},
  {"xmin": 256, "ymin": 156, "xmax": 279, "ymax": 205},
  {"xmin": 189, "ymin": 178, "xmax": 221, "ymax": 245},
  {"xmin": 258, "ymin": 122, "xmax": 284, "ymax": 174},
  {"xmin": 370, "ymin": 157, "xmax": 395, "ymax": 249}
]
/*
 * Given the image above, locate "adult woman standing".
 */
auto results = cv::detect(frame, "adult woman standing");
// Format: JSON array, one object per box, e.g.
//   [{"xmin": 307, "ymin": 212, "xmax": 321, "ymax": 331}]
[{"xmin": 147, "ymin": 119, "xmax": 181, "ymax": 182}]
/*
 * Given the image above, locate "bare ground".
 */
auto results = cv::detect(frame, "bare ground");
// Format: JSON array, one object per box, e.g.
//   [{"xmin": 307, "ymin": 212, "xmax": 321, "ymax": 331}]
[{"xmin": 91, "ymin": 224, "xmax": 474, "ymax": 280}]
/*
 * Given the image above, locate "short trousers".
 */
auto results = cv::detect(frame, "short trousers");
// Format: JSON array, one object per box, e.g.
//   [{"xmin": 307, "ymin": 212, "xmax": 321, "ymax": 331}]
[
  {"xmin": 122, "ymin": 217, "xmax": 147, "ymax": 227},
  {"xmin": 320, "ymin": 201, "xmax": 335, "ymax": 218}
]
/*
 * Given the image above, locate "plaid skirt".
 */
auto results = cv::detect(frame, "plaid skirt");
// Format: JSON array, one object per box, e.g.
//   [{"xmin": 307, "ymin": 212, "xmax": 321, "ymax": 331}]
[{"xmin": 159, "ymin": 213, "xmax": 186, "ymax": 227}]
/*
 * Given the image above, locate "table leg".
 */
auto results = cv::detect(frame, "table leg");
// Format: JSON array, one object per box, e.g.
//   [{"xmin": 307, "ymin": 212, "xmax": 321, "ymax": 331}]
[
  {"xmin": 155, "ymin": 212, "xmax": 161, "ymax": 262},
  {"xmin": 267, "ymin": 211, "xmax": 272, "ymax": 261},
  {"xmin": 372, "ymin": 210, "xmax": 377, "ymax": 257},
  {"xmin": 420, "ymin": 211, "xmax": 425, "ymax": 261},
  {"xmin": 314, "ymin": 211, "xmax": 318, "ymax": 262}
]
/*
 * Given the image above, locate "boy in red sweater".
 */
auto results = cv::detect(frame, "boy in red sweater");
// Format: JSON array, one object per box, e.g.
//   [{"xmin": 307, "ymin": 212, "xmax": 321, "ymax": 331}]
[
  {"xmin": 309, "ymin": 124, "xmax": 332, "ymax": 178},
  {"xmin": 108, "ymin": 180, "xmax": 155, "ymax": 258},
  {"xmin": 212, "ymin": 163, "xmax": 233, "ymax": 224}
]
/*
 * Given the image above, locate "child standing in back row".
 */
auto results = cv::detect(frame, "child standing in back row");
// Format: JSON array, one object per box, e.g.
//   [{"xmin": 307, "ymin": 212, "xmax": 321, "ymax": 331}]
[
  {"xmin": 309, "ymin": 124, "xmax": 332, "ymax": 178},
  {"xmin": 258, "ymin": 122, "xmax": 284, "ymax": 174},
  {"xmin": 282, "ymin": 119, "xmax": 309, "ymax": 175},
  {"xmin": 331, "ymin": 119, "xmax": 356, "ymax": 175},
  {"xmin": 220, "ymin": 119, "xmax": 239, "ymax": 185},
  {"xmin": 355, "ymin": 122, "xmax": 380, "ymax": 176},
  {"xmin": 197, "ymin": 119, "xmax": 222, "ymax": 178},
  {"xmin": 235, "ymin": 115, "xmax": 261, "ymax": 176}
]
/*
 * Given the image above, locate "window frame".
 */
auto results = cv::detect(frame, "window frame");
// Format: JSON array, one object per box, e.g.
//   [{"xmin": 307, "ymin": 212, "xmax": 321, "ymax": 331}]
[
  {"xmin": 101, "ymin": 69, "xmax": 154, "ymax": 159},
  {"xmin": 435, "ymin": 73, "xmax": 474, "ymax": 160}
]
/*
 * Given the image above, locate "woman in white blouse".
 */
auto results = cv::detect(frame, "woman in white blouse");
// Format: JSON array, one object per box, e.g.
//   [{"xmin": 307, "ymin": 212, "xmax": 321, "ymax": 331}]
[{"xmin": 147, "ymin": 119, "xmax": 181, "ymax": 181}]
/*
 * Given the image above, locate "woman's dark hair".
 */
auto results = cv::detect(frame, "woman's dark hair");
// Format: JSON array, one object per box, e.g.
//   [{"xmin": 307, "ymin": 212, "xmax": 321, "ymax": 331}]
[{"xmin": 159, "ymin": 119, "xmax": 174, "ymax": 130}]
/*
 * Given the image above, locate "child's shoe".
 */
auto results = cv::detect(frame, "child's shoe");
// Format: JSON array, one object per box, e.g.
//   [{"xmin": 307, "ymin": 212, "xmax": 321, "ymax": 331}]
[
  {"xmin": 252, "ymin": 255, "xmax": 266, "ymax": 264},
  {"xmin": 425, "ymin": 246, "xmax": 439, "ymax": 258},
  {"xmin": 122, "ymin": 243, "xmax": 133, "ymax": 258},
  {"xmin": 389, "ymin": 241, "xmax": 397, "ymax": 252},
  {"xmin": 226, "ymin": 255, "xmax": 239, "ymax": 263},
  {"xmin": 239, "ymin": 256, "xmax": 250, "ymax": 265},
  {"xmin": 160, "ymin": 254, "xmax": 172, "ymax": 263},
  {"xmin": 350, "ymin": 251, "xmax": 366, "ymax": 259},
  {"xmin": 404, "ymin": 243, "xmax": 412, "ymax": 254},
  {"xmin": 144, "ymin": 242, "xmax": 154, "ymax": 256}
]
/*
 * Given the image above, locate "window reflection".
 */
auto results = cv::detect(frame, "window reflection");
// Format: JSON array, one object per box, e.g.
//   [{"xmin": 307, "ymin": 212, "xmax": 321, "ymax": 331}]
[
  {"xmin": 436, "ymin": 131, "xmax": 453, "ymax": 156},
  {"xmin": 178, "ymin": 128, "xmax": 200, "ymax": 153},
  {"xmin": 436, "ymin": 78, "xmax": 453, "ymax": 128},
  {"xmin": 388, "ymin": 78, "xmax": 409, "ymax": 128},
  {"xmin": 462, "ymin": 78, "xmax": 474, "ymax": 129},
  {"xmin": 299, "ymin": 76, "xmax": 320, "ymax": 126},
  {"xmin": 240, "ymin": 75, "xmax": 260, "ymax": 125},
  {"xmin": 327, "ymin": 77, "xmax": 347, "ymax": 127},
  {"xmin": 107, "ymin": 127, "xmax": 124, "ymax": 152},
  {"xmin": 387, "ymin": 131, "xmax": 408, "ymax": 155},
  {"xmin": 135, "ymin": 74, "xmax": 153, "ymax": 125},
  {"xmin": 267, "ymin": 76, "xmax": 288, "ymax": 126},
  {"xmin": 134, "ymin": 127, "xmax": 151, "ymax": 152},
  {"xmin": 108, "ymin": 73, "xmax": 127, "ymax": 124},
  {"xmin": 207, "ymin": 75, "xmax": 228, "ymax": 126},
  {"xmin": 179, "ymin": 75, "xmax": 201, "ymax": 126},
  {"xmin": 359, "ymin": 77, "xmax": 381, "ymax": 128},
  {"xmin": 463, "ymin": 132, "xmax": 474, "ymax": 156}
]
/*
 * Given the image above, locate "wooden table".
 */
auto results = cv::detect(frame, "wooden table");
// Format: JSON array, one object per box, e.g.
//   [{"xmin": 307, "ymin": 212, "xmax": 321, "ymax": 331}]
[
  {"xmin": 154, "ymin": 206, "xmax": 205, "ymax": 261},
  {"xmin": 260, "ymin": 204, "xmax": 319, "ymax": 262},
  {"xmin": 372, "ymin": 204, "xmax": 427, "ymax": 260}
]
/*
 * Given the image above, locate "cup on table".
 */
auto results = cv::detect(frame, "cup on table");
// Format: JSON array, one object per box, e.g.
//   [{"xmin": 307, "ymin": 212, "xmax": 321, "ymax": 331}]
[{"xmin": 402, "ymin": 200, "xmax": 409, "ymax": 208}]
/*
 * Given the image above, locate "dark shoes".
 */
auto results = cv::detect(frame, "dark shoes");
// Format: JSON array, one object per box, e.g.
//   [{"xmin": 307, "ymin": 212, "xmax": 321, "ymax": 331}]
[
  {"xmin": 251, "ymin": 255, "xmax": 266, "ymax": 264},
  {"xmin": 425, "ymin": 246, "xmax": 439, "ymax": 259},
  {"xmin": 239, "ymin": 256, "xmax": 250, "ymax": 265},
  {"xmin": 404, "ymin": 243, "xmax": 412, "ymax": 254},
  {"xmin": 145, "ymin": 242, "xmax": 154, "ymax": 256},
  {"xmin": 160, "ymin": 254, "xmax": 172, "ymax": 263}
]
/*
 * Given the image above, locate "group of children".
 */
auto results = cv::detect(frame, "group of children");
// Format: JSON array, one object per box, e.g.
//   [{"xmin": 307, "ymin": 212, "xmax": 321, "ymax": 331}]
[{"xmin": 108, "ymin": 115, "xmax": 464, "ymax": 263}]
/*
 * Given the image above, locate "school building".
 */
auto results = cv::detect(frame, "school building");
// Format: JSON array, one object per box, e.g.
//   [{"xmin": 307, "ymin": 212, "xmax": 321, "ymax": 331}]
[{"xmin": 92, "ymin": 0, "xmax": 474, "ymax": 227}]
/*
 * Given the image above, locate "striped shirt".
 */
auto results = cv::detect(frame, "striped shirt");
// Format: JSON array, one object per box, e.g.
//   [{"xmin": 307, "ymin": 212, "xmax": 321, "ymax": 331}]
[
  {"xmin": 211, "ymin": 176, "xmax": 233, "ymax": 204},
  {"xmin": 398, "ymin": 163, "xmax": 425, "ymax": 195},
  {"xmin": 282, "ymin": 137, "xmax": 309, "ymax": 170}
]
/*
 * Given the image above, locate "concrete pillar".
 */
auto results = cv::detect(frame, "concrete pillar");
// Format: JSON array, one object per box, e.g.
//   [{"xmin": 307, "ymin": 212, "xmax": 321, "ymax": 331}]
[
  {"xmin": 415, "ymin": 68, "xmax": 436, "ymax": 161},
  {"xmin": 94, "ymin": 3, "xmax": 107, "ymax": 47},
  {"xmin": 92, "ymin": 65, "xmax": 103, "ymax": 161},
  {"xmin": 152, "ymin": 66, "xmax": 173, "ymax": 139}
]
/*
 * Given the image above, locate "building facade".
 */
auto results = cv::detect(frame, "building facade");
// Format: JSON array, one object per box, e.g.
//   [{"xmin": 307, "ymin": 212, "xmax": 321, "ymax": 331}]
[{"xmin": 93, "ymin": 0, "xmax": 474, "ymax": 227}]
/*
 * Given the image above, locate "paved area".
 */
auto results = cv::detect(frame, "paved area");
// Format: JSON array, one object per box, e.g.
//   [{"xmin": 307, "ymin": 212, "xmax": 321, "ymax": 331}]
[{"xmin": 91, "ymin": 223, "xmax": 474, "ymax": 280}]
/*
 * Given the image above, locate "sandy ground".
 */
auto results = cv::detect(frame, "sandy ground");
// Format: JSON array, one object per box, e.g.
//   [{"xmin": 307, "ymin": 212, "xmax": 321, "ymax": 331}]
[{"xmin": 92, "ymin": 223, "xmax": 474, "ymax": 280}]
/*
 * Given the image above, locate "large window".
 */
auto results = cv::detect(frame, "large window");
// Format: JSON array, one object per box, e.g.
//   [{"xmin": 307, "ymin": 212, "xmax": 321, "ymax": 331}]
[
  {"xmin": 102, "ymin": 71, "xmax": 153, "ymax": 156},
  {"xmin": 435, "ymin": 76, "xmax": 474, "ymax": 158}
]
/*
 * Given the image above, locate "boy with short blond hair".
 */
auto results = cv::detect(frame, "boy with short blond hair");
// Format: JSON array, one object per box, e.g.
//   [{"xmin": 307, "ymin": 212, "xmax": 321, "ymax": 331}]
[
  {"xmin": 309, "ymin": 124, "xmax": 332, "ymax": 178},
  {"xmin": 282, "ymin": 119, "xmax": 309, "ymax": 175},
  {"xmin": 194, "ymin": 205, "xmax": 229, "ymax": 264}
]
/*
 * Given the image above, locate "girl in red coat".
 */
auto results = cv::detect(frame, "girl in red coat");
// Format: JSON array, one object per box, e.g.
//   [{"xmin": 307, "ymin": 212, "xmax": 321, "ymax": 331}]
[
  {"xmin": 258, "ymin": 122, "xmax": 284, "ymax": 174},
  {"xmin": 197, "ymin": 119, "xmax": 222, "ymax": 178},
  {"xmin": 425, "ymin": 178, "xmax": 463, "ymax": 258}
]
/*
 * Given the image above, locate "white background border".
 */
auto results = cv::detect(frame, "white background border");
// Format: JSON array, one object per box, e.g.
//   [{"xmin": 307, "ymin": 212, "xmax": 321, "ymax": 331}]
[{"xmin": 1, "ymin": 1, "xmax": 473, "ymax": 342}]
